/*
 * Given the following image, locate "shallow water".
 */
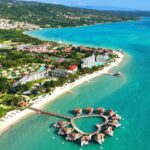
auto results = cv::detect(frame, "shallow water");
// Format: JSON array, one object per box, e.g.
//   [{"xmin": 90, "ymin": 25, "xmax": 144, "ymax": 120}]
[{"xmin": 0, "ymin": 17, "xmax": 150, "ymax": 150}]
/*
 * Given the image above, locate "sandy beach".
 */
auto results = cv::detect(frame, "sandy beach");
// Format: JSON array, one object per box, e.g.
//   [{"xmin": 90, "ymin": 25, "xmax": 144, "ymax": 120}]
[{"xmin": 0, "ymin": 51, "xmax": 124, "ymax": 136}]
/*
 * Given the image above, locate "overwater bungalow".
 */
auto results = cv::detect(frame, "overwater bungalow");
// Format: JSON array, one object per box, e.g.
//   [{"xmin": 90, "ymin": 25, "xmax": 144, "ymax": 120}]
[
  {"xmin": 48, "ymin": 107, "xmax": 122, "ymax": 146},
  {"xmin": 53, "ymin": 121, "xmax": 69, "ymax": 128},
  {"xmin": 66, "ymin": 132, "xmax": 82, "ymax": 141},
  {"xmin": 111, "ymin": 113, "xmax": 122, "ymax": 120},
  {"xmin": 106, "ymin": 110, "xmax": 115, "ymax": 117},
  {"xmin": 85, "ymin": 107, "xmax": 94, "ymax": 115},
  {"xmin": 108, "ymin": 120, "xmax": 121, "ymax": 128},
  {"xmin": 96, "ymin": 108, "xmax": 105, "ymax": 114},
  {"xmin": 74, "ymin": 108, "xmax": 82, "ymax": 116},
  {"xmin": 58, "ymin": 128, "xmax": 74, "ymax": 135},
  {"xmin": 94, "ymin": 133, "xmax": 105, "ymax": 144},
  {"xmin": 104, "ymin": 126, "xmax": 114, "ymax": 137},
  {"xmin": 81, "ymin": 135, "xmax": 91, "ymax": 146}
]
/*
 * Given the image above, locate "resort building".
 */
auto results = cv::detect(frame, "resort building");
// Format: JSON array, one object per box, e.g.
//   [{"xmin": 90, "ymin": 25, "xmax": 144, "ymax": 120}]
[
  {"xmin": 63, "ymin": 47, "xmax": 72, "ymax": 53},
  {"xmin": 17, "ymin": 101, "xmax": 29, "ymax": 107},
  {"xmin": 96, "ymin": 54, "xmax": 109, "ymax": 64},
  {"xmin": 51, "ymin": 69, "xmax": 68, "ymax": 77},
  {"xmin": 81, "ymin": 54, "xmax": 109, "ymax": 68},
  {"xmin": 13, "ymin": 66, "xmax": 49, "ymax": 86},
  {"xmin": 0, "ymin": 18, "xmax": 40, "ymax": 30},
  {"xmin": 81, "ymin": 54, "xmax": 96, "ymax": 68},
  {"xmin": 67, "ymin": 65, "xmax": 78, "ymax": 74},
  {"xmin": 17, "ymin": 44, "xmax": 50, "ymax": 53},
  {"xmin": 79, "ymin": 46, "xmax": 93, "ymax": 52}
]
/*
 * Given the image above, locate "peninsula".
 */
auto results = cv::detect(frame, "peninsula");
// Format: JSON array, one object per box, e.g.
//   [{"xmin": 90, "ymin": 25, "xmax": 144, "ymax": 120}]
[
  {"xmin": 0, "ymin": 32, "xmax": 124, "ymax": 134},
  {"xmin": 30, "ymin": 107, "xmax": 122, "ymax": 146},
  {"xmin": 0, "ymin": 0, "xmax": 127, "ymax": 136}
]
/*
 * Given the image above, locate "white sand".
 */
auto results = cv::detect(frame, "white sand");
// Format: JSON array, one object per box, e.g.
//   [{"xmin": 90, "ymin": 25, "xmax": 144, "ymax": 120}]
[{"xmin": 0, "ymin": 51, "xmax": 124, "ymax": 135}]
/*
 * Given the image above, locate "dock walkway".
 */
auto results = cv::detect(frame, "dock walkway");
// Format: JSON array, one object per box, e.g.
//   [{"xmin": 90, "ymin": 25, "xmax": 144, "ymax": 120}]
[
  {"xmin": 30, "ymin": 107, "xmax": 71, "ymax": 119},
  {"xmin": 71, "ymin": 114, "xmax": 108, "ymax": 135},
  {"xmin": 30, "ymin": 107, "xmax": 110, "ymax": 136}
]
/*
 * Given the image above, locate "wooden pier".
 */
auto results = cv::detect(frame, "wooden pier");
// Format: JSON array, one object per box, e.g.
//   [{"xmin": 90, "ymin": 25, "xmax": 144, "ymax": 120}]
[
  {"xmin": 30, "ymin": 107, "xmax": 120, "ymax": 138},
  {"xmin": 30, "ymin": 107, "xmax": 122, "ymax": 146},
  {"xmin": 104, "ymin": 72, "xmax": 122, "ymax": 77},
  {"xmin": 30, "ymin": 107, "xmax": 71, "ymax": 119},
  {"xmin": 71, "ymin": 114, "xmax": 108, "ymax": 136}
]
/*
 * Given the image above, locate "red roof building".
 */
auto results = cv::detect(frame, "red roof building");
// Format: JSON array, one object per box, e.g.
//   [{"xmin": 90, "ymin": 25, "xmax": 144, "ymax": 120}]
[
  {"xmin": 63, "ymin": 47, "xmax": 72, "ymax": 53},
  {"xmin": 17, "ymin": 101, "xmax": 29, "ymax": 107},
  {"xmin": 68, "ymin": 65, "xmax": 78, "ymax": 74}
]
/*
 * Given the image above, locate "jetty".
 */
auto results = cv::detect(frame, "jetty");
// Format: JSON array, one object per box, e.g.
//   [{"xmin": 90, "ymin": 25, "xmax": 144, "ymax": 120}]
[
  {"xmin": 104, "ymin": 72, "xmax": 123, "ymax": 77},
  {"xmin": 30, "ymin": 107, "xmax": 122, "ymax": 146},
  {"xmin": 29, "ymin": 107, "xmax": 71, "ymax": 119},
  {"xmin": 71, "ymin": 114, "xmax": 108, "ymax": 136}
]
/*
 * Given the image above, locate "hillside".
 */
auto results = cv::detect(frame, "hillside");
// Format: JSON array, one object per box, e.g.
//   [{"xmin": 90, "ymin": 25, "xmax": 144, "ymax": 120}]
[{"xmin": 0, "ymin": 0, "xmax": 139, "ymax": 28}]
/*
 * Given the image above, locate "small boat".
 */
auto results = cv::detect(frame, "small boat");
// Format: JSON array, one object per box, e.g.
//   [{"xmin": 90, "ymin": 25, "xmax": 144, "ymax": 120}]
[
  {"xmin": 81, "ymin": 135, "xmax": 91, "ymax": 146},
  {"xmin": 85, "ymin": 107, "xmax": 94, "ymax": 115},
  {"xmin": 94, "ymin": 133, "xmax": 105, "ymax": 144},
  {"xmin": 113, "ymin": 72, "xmax": 122, "ymax": 77},
  {"xmin": 104, "ymin": 127, "xmax": 114, "ymax": 137},
  {"xmin": 66, "ymin": 91, "xmax": 73, "ymax": 94}
]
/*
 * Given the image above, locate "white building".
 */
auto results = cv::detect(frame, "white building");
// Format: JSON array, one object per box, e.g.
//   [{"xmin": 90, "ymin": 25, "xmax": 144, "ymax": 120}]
[
  {"xmin": 81, "ymin": 55, "xmax": 96, "ymax": 68},
  {"xmin": 67, "ymin": 65, "xmax": 78, "ymax": 74},
  {"xmin": 81, "ymin": 54, "xmax": 109, "ymax": 68},
  {"xmin": 96, "ymin": 54, "xmax": 109, "ymax": 64},
  {"xmin": 13, "ymin": 71, "xmax": 49, "ymax": 87}
]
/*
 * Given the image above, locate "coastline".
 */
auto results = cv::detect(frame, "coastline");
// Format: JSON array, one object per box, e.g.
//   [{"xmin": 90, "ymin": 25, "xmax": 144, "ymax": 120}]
[
  {"xmin": 24, "ymin": 17, "xmax": 140, "ymax": 33},
  {"xmin": 0, "ymin": 51, "xmax": 124, "ymax": 136}
]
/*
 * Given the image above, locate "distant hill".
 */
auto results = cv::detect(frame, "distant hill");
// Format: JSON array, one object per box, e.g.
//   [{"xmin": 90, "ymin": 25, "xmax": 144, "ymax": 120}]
[
  {"xmin": 75, "ymin": 5, "xmax": 135, "ymax": 11},
  {"xmin": 0, "ymin": 0, "xmax": 15, "ymax": 3},
  {"xmin": 0, "ymin": 0, "xmax": 141, "ymax": 28}
]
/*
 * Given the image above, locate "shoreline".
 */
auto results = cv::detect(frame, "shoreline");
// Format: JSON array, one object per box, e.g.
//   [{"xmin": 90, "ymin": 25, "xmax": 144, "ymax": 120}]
[
  {"xmin": 24, "ymin": 17, "xmax": 140, "ymax": 33},
  {"xmin": 0, "ymin": 51, "xmax": 124, "ymax": 136}
]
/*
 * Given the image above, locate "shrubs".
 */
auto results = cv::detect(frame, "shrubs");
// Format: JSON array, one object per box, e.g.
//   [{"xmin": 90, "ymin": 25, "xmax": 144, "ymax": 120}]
[
  {"xmin": 0, "ymin": 77, "xmax": 11, "ymax": 93},
  {"xmin": 0, "ymin": 29, "xmax": 43, "ymax": 44}
]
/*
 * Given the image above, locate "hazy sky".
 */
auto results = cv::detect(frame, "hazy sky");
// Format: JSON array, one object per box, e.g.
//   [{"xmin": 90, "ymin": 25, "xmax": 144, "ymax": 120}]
[{"xmin": 24, "ymin": 0, "xmax": 150, "ymax": 10}]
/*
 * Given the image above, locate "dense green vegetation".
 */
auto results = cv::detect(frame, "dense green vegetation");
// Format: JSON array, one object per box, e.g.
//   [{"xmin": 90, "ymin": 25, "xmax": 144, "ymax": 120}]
[
  {"xmin": 0, "ymin": 94, "xmax": 26, "ymax": 117},
  {"xmin": 0, "ymin": 106, "xmax": 12, "ymax": 117},
  {"xmin": 0, "ymin": 49, "xmax": 44, "ymax": 68},
  {"xmin": 0, "ymin": 29, "xmax": 43, "ymax": 44},
  {"xmin": 0, "ymin": 0, "xmax": 140, "ymax": 28},
  {"xmin": 0, "ymin": 77, "xmax": 11, "ymax": 93}
]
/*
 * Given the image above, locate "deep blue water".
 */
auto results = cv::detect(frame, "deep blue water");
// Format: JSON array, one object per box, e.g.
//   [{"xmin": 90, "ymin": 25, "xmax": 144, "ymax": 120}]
[{"xmin": 0, "ymin": 17, "xmax": 150, "ymax": 150}]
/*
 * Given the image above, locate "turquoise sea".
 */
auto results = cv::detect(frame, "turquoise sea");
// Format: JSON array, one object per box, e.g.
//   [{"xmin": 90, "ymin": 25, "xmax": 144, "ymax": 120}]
[{"xmin": 0, "ymin": 17, "xmax": 150, "ymax": 150}]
